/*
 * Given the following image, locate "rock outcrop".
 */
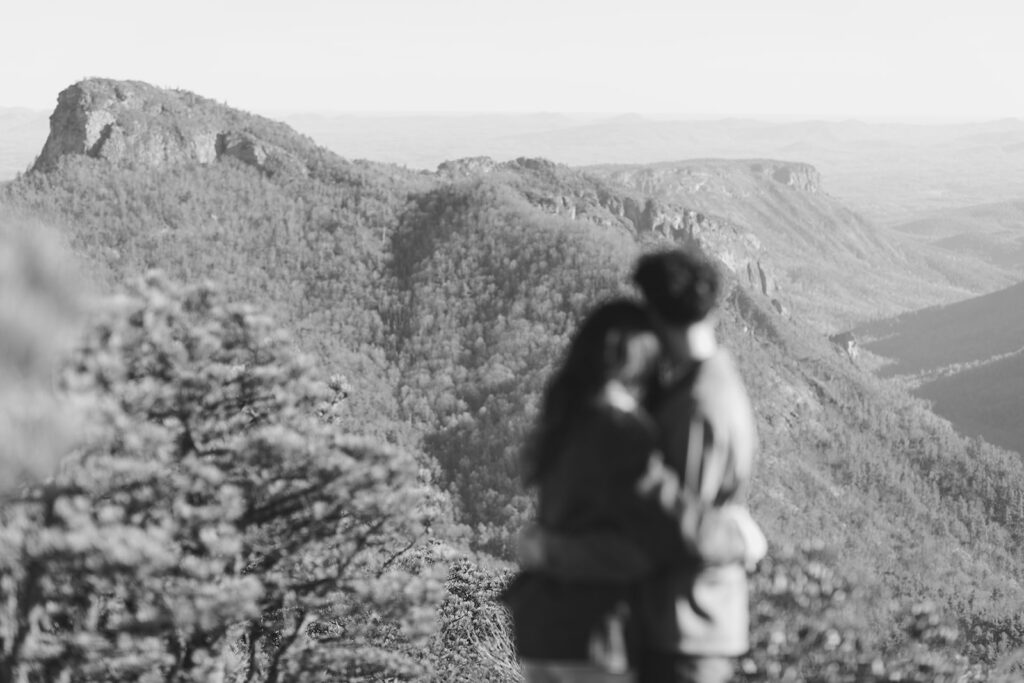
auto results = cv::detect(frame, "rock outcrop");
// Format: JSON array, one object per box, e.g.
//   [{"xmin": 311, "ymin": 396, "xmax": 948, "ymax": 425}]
[
  {"xmin": 601, "ymin": 194, "xmax": 785, "ymax": 310},
  {"xmin": 748, "ymin": 161, "xmax": 821, "ymax": 192},
  {"xmin": 436, "ymin": 156, "xmax": 497, "ymax": 177},
  {"xmin": 215, "ymin": 132, "xmax": 307, "ymax": 177},
  {"xmin": 596, "ymin": 159, "xmax": 823, "ymax": 200},
  {"xmin": 829, "ymin": 331, "xmax": 860, "ymax": 361},
  {"xmin": 32, "ymin": 79, "xmax": 309, "ymax": 177},
  {"xmin": 440, "ymin": 155, "xmax": 790, "ymax": 317}
]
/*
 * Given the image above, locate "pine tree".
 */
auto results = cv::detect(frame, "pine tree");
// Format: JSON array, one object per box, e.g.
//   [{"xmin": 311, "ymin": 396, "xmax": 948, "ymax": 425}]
[{"xmin": 0, "ymin": 274, "xmax": 450, "ymax": 682}]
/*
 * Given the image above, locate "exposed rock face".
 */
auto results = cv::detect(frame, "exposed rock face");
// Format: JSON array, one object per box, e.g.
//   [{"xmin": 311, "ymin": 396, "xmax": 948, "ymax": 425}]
[
  {"xmin": 215, "ymin": 132, "xmax": 307, "ymax": 177},
  {"xmin": 829, "ymin": 331, "xmax": 860, "ymax": 360},
  {"xmin": 436, "ymin": 156, "xmax": 497, "ymax": 177},
  {"xmin": 509, "ymin": 157, "xmax": 561, "ymax": 175},
  {"xmin": 607, "ymin": 196, "xmax": 784, "ymax": 309},
  {"xmin": 598, "ymin": 159, "xmax": 823, "ymax": 199},
  {"xmin": 438, "ymin": 154, "xmax": 790, "ymax": 317},
  {"xmin": 530, "ymin": 194, "xmax": 577, "ymax": 220},
  {"xmin": 32, "ymin": 79, "xmax": 307, "ymax": 176},
  {"xmin": 749, "ymin": 161, "xmax": 821, "ymax": 192}
]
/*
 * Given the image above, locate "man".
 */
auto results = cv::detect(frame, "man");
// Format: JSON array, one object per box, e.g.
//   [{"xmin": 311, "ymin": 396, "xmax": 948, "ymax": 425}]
[
  {"xmin": 518, "ymin": 248, "xmax": 761, "ymax": 683},
  {"xmin": 630, "ymin": 248, "xmax": 760, "ymax": 683}
]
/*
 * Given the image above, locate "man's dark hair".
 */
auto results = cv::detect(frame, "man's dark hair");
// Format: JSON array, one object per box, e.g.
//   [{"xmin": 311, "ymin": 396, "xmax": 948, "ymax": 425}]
[{"xmin": 632, "ymin": 249, "xmax": 720, "ymax": 325}]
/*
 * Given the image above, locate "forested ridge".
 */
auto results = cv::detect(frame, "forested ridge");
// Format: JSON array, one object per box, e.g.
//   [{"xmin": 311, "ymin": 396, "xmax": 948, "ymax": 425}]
[
  {"xmin": 854, "ymin": 281, "xmax": 1024, "ymax": 457},
  {"xmin": 586, "ymin": 160, "xmax": 1017, "ymax": 331},
  {"xmin": 1, "ymin": 80, "xmax": 1023, "ymax": 680}
]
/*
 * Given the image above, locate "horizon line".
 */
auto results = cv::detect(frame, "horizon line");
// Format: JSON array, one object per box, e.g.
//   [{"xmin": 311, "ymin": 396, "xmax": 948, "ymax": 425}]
[{"xmin": 3, "ymin": 104, "xmax": 1022, "ymax": 127}]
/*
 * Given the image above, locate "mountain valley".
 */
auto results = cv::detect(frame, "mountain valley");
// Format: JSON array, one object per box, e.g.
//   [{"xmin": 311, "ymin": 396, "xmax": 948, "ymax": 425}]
[{"xmin": 856, "ymin": 280, "xmax": 1024, "ymax": 455}]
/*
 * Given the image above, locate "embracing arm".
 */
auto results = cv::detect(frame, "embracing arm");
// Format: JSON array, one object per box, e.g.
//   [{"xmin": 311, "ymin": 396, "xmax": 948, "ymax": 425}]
[
  {"xmin": 641, "ymin": 366, "xmax": 765, "ymax": 569},
  {"xmin": 520, "ymin": 408, "xmax": 673, "ymax": 582},
  {"xmin": 517, "ymin": 522, "xmax": 654, "ymax": 582}
]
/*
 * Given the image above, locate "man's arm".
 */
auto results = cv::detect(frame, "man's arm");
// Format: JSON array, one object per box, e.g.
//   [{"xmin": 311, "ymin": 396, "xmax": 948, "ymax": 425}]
[{"xmin": 635, "ymin": 444, "xmax": 751, "ymax": 567}]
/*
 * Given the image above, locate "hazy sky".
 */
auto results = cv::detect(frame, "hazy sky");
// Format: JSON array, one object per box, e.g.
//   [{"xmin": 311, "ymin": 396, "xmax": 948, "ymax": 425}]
[{"xmin": 2, "ymin": 0, "xmax": 1021, "ymax": 121}]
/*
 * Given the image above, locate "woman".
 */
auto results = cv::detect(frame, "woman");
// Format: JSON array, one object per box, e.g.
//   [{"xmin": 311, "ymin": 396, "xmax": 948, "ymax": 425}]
[{"xmin": 503, "ymin": 298, "xmax": 679, "ymax": 683}]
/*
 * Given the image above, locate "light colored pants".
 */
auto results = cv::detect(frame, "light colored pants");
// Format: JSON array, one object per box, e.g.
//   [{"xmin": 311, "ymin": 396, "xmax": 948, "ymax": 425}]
[{"xmin": 521, "ymin": 661, "xmax": 637, "ymax": 683}]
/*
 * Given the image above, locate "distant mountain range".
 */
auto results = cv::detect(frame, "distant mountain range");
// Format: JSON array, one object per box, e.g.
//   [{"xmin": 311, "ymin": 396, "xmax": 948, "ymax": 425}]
[
  {"xmin": 6, "ymin": 107, "xmax": 1024, "ymax": 228},
  {"xmin": 286, "ymin": 113, "xmax": 1024, "ymax": 227},
  {"xmin": 893, "ymin": 200, "xmax": 1024, "ymax": 269}
]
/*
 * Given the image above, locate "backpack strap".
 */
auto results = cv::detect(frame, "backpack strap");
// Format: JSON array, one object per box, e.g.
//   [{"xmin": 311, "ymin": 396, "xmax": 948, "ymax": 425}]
[
  {"xmin": 686, "ymin": 415, "xmax": 705, "ymax": 499},
  {"xmin": 690, "ymin": 416, "xmax": 730, "ymax": 504},
  {"xmin": 658, "ymin": 359, "xmax": 705, "ymax": 491},
  {"xmin": 674, "ymin": 361, "xmax": 726, "ymax": 505}
]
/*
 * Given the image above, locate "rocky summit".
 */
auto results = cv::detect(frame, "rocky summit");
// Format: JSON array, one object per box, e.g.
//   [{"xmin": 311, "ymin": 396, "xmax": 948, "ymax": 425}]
[{"xmin": 32, "ymin": 79, "xmax": 311, "ymax": 176}]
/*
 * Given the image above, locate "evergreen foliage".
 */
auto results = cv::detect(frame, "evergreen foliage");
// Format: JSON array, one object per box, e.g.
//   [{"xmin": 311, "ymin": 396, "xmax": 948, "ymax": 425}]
[
  {"xmin": 389, "ymin": 177, "xmax": 637, "ymax": 552},
  {"xmin": 0, "ymin": 276, "xmax": 447, "ymax": 682},
  {"xmin": 431, "ymin": 558, "xmax": 519, "ymax": 682},
  {"xmin": 3, "ymin": 154, "xmax": 424, "ymax": 448}
]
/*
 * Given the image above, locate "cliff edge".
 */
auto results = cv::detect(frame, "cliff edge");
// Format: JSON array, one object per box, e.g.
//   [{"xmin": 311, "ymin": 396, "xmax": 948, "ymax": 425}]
[{"xmin": 32, "ymin": 79, "xmax": 311, "ymax": 176}]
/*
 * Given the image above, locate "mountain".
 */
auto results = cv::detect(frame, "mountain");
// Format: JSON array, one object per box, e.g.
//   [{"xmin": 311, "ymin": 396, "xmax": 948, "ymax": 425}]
[
  {"xmin": 282, "ymin": 113, "xmax": 1024, "ymax": 227},
  {"xmin": 4, "ymin": 78, "xmax": 1024, "ymax": 675},
  {"xmin": 31, "ymin": 79, "xmax": 323, "ymax": 175},
  {"xmin": 9, "ymin": 103, "xmax": 1024, "ymax": 229},
  {"xmin": 586, "ymin": 159, "xmax": 1016, "ymax": 330},
  {"xmin": 280, "ymin": 111, "xmax": 595, "ymax": 169},
  {"xmin": 855, "ymin": 280, "xmax": 1024, "ymax": 455}
]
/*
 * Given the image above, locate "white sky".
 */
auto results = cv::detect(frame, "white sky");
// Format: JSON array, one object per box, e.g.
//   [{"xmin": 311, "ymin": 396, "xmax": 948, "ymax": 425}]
[{"xmin": 2, "ymin": 0, "xmax": 1022, "ymax": 121}]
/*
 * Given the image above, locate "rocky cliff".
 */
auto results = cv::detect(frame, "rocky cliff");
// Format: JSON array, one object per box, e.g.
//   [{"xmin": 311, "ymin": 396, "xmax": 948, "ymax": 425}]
[
  {"xmin": 436, "ymin": 156, "xmax": 497, "ymax": 177},
  {"xmin": 32, "ymin": 80, "xmax": 790, "ymax": 319},
  {"xmin": 32, "ymin": 79, "xmax": 310, "ymax": 176},
  {"xmin": 749, "ymin": 160, "xmax": 821, "ymax": 192},
  {"xmin": 586, "ymin": 159, "xmax": 938, "ymax": 330},
  {"xmin": 593, "ymin": 159, "xmax": 822, "ymax": 199},
  {"xmin": 610, "ymin": 196, "xmax": 786, "ymax": 313},
  {"xmin": 437, "ymin": 156, "xmax": 788, "ymax": 315}
]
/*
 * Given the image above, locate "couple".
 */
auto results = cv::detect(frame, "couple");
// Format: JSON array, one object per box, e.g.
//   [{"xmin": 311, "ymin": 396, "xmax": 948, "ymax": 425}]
[{"xmin": 504, "ymin": 248, "xmax": 764, "ymax": 683}]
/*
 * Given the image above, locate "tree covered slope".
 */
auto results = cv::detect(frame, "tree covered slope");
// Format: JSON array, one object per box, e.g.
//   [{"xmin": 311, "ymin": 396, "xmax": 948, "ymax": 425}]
[
  {"xmin": 856, "ymin": 280, "xmax": 1024, "ymax": 455},
  {"xmin": 587, "ymin": 160, "xmax": 1016, "ymax": 330}
]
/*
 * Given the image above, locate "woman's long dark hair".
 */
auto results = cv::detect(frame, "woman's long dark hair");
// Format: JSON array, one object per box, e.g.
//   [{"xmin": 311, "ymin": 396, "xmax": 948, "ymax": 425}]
[{"xmin": 522, "ymin": 298, "xmax": 658, "ymax": 485}]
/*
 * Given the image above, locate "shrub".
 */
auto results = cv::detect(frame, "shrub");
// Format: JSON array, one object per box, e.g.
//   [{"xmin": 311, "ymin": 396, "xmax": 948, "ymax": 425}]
[{"xmin": 0, "ymin": 274, "xmax": 447, "ymax": 682}]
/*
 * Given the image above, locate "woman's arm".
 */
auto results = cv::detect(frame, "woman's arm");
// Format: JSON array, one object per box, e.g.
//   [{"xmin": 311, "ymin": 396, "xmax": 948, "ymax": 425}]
[
  {"xmin": 517, "ymin": 522, "xmax": 654, "ymax": 582},
  {"xmin": 521, "ymin": 408, "xmax": 675, "ymax": 581}
]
